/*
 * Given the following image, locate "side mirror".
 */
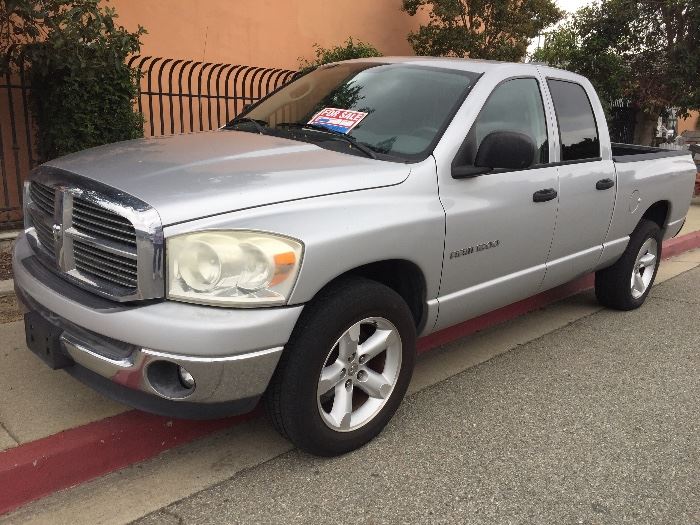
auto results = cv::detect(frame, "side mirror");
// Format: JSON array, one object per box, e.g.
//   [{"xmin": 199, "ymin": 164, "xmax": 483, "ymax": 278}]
[
  {"xmin": 451, "ymin": 165, "xmax": 492, "ymax": 178},
  {"xmin": 452, "ymin": 131, "xmax": 536, "ymax": 179},
  {"xmin": 474, "ymin": 131, "xmax": 536, "ymax": 171}
]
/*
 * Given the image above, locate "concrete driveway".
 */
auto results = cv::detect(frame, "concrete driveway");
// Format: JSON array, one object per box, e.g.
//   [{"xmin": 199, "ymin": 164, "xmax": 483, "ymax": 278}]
[{"xmin": 126, "ymin": 268, "xmax": 700, "ymax": 524}]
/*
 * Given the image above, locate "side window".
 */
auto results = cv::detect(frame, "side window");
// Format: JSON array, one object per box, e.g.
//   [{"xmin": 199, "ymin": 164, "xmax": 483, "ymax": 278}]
[
  {"xmin": 547, "ymin": 79, "xmax": 600, "ymax": 161},
  {"xmin": 455, "ymin": 78, "xmax": 549, "ymax": 168}
]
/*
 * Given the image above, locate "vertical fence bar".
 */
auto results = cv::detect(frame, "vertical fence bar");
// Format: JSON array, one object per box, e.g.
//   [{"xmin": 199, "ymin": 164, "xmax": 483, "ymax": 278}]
[
  {"xmin": 223, "ymin": 64, "xmax": 240, "ymax": 123},
  {"xmin": 4, "ymin": 67, "xmax": 24, "ymax": 217},
  {"xmin": 214, "ymin": 64, "xmax": 227, "ymax": 128},
  {"xmin": 166, "ymin": 60, "xmax": 183, "ymax": 135},
  {"xmin": 205, "ymin": 64, "xmax": 222, "ymax": 131},
  {"xmin": 156, "ymin": 58, "xmax": 173, "ymax": 136},
  {"xmin": 145, "ymin": 57, "xmax": 158, "ymax": 137},
  {"xmin": 186, "ymin": 62, "xmax": 197, "ymax": 133},
  {"xmin": 18, "ymin": 56, "xmax": 34, "ymax": 182},
  {"xmin": 0, "ymin": 97, "xmax": 9, "ymax": 214},
  {"xmin": 177, "ymin": 61, "xmax": 193, "ymax": 134}
]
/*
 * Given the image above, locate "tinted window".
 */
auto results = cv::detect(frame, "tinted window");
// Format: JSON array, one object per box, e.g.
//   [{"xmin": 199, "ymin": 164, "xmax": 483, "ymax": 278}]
[
  {"xmin": 547, "ymin": 79, "xmax": 600, "ymax": 161},
  {"xmin": 235, "ymin": 63, "xmax": 480, "ymax": 161},
  {"xmin": 456, "ymin": 78, "xmax": 549, "ymax": 168}
]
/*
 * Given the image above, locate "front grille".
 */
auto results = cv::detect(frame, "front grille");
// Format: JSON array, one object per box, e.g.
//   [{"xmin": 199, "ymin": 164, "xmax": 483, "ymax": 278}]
[
  {"xmin": 30, "ymin": 181, "xmax": 55, "ymax": 216},
  {"xmin": 32, "ymin": 213, "xmax": 56, "ymax": 257},
  {"xmin": 26, "ymin": 167, "xmax": 163, "ymax": 302},
  {"xmin": 73, "ymin": 240, "xmax": 138, "ymax": 289},
  {"xmin": 72, "ymin": 197, "xmax": 137, "ymax": 247}
]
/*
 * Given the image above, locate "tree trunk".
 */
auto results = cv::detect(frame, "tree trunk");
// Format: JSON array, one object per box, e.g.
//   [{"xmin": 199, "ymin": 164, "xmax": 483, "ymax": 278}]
[{"xmin": 632, "ymin": 109, "xmax": 660, "ymax": 146}]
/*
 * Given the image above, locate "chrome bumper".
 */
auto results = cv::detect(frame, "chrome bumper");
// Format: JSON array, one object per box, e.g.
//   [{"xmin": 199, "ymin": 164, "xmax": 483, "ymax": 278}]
[{"xmin": 61, "ymin": 330, "xmax": 283, "ymax": 404}]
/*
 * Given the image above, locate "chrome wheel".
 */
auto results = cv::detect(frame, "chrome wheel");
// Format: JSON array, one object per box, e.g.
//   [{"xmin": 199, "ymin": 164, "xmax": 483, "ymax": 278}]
[
  {"xmin": 317, "ymin": 317, "xmax": 402, "ymax": 432},
  {"xmin": 630, "ymin": 238, "xmax": 658, "ymax": 299}
]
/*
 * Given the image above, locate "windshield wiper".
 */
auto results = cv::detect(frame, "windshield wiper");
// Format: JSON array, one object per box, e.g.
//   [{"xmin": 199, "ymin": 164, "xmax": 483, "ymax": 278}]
[
  {"xmin": 224, "ymin": 117, "xmax": 268, "ymax": 134},
  {"xmin": 275, "ymin": 122, "xmax": 378, "ymax": 159}
]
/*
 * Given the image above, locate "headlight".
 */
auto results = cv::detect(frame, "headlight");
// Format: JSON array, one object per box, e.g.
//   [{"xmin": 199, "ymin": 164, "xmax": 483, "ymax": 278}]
[{"xmin": 167, "ymin": 231, "xmax": 303, "ymax": 307}]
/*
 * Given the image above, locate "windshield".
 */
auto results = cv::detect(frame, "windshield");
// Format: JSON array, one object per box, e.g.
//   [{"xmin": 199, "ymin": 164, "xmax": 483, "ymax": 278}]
[{"xmin": 228, "ymin": 63, "xmax": 481, "ymax": 162}]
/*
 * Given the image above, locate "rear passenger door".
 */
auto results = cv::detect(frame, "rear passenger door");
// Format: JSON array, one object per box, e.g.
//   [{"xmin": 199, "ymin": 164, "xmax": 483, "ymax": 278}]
[{"xmin": 541, "ymin": 78, "xmax": 616, "ymax": 289}]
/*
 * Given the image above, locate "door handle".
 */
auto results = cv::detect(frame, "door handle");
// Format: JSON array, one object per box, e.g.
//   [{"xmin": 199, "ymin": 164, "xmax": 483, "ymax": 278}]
[
  {"xmin": 596, "ymin": 178, "xmax": 615, "ymax": 190},
  {"xmin": 533, "ymin": 188, "xmax": 558, "ymax": 203}
]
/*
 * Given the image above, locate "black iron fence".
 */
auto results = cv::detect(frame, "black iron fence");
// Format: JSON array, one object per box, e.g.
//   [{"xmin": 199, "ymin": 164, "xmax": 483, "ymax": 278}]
[
  {"xmin": 128, "ymin": 56, "xmax": 298, "ymax": 137},
  {"xmin": 608, "ymin": 100, "xmax": 637, "ymax": 144},
  {"xmin": 0, "ymin": 55, "xmax": 298, "ymax": 230}
]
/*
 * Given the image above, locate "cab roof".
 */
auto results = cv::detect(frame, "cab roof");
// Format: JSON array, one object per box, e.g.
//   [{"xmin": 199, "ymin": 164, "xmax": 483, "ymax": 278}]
[{"xmin": 341, "ymin": 56, "xmax": 580, "ymax": 81}]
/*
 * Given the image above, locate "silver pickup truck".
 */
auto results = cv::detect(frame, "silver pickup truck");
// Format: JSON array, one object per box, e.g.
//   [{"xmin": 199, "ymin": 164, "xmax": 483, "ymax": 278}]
[{"xmin": 13, "ymin": 58, "xmax": 697, "ymax": 456}]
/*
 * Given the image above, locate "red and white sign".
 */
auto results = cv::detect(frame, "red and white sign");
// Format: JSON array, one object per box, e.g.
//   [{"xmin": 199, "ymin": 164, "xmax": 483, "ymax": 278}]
[{"xmin": 307, "ymin": 107, "xmax": 368, "ymax": 134}]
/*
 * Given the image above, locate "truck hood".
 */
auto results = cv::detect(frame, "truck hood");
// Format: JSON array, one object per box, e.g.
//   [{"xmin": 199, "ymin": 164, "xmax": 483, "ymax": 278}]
[{"xmin": 46, "ymin": 130, "xmax": 410, "ymax": 225}]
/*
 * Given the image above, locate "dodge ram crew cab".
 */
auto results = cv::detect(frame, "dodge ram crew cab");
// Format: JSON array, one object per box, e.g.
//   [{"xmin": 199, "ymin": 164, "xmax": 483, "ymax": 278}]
[{"xmin": 13, "ymin": 58, "xmax": 697, "ymax": 456}]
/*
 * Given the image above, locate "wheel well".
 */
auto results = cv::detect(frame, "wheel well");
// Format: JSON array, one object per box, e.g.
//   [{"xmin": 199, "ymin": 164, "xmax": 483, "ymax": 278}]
[
  {"xmin": 326, "ymin": 260, "xmax": 427, "ymax": 330},
  {"xmin": 640, "ymin": 201, "xmax": 670, "ymax": 231}
]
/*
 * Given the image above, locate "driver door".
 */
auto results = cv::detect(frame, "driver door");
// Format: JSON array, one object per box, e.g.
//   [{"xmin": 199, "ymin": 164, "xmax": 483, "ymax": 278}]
[{"xmin": 434, "ymin": 76, "xmax": 559, "ymax": 331}]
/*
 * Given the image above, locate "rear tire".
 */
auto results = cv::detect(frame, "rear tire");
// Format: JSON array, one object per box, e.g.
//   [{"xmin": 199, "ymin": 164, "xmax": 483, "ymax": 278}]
[
  {"xmin": 595, "ymin": 219, "xmax": 662, "ymax": 310},
  {"xmin": 265, "ymin": 277, "xmax": 416, "ymax": 456}
]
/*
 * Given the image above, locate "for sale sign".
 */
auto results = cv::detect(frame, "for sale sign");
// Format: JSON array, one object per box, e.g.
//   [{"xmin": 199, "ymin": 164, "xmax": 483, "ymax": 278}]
[{"xmin": 307, "ymin": 108, "xmax": 368, "ymax": 134}]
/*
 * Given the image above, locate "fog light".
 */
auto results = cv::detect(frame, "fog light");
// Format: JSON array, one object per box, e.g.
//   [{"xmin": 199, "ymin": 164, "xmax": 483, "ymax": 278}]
[{"xmin": 178, "ymin": 366, "xmax": 195, "ymax": 389}]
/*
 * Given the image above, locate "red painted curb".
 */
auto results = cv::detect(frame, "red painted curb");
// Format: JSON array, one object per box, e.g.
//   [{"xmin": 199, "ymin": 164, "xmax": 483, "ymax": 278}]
[
  {"xmin": 1, "ymin": 231, "xmax": 699, "ymax": 515},
  {"xmin": 0, "ymin": 410, "xmax": 255, "ymax": 515},
  {"xmin": 418, "ymin": 274, "xmax": 594, "ymax": 353},
  {"xmin": 662, "ymin": 229, "xmax": 700, "ymax": 259}
]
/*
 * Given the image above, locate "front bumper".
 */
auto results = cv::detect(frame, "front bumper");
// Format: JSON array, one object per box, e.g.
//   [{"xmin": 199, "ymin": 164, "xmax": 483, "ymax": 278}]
[{"xmin": 12, "ymin": 233, "xmax": 304, "ymax": 418}]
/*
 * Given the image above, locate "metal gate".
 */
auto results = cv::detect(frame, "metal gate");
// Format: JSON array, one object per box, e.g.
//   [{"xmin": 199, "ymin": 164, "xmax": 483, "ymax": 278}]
[{"xmin": 608, "ymin": 100, "xmax": 637, "ymax": 144}]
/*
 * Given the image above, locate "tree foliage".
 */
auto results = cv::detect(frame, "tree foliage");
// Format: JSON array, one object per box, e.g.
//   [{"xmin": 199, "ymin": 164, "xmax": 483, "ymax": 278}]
[
  {"xmin": 402, "ymin": 0, "xmax": 563, "ymax": 61},
  {"xmin": 532, "ymin": 0, "xmax": 700, "ymax": 144},
  {"xmin": 298, "ymin": 37, "xmax": 382, "ymax": 75},
  {"xmin": 1, "ymin": 0, "xmax": 146, "ymax": 161}
]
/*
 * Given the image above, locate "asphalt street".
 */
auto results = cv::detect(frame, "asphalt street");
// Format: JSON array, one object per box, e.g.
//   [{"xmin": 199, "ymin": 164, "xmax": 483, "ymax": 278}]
[{"xmin": 134, "ymin": 267, "xmax": 700, "ymax": 525}]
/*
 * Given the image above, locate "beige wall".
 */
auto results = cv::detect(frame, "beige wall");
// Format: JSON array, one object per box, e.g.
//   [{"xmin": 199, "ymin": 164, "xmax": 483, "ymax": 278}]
[
  {"xmin": 678, "ymin": 111, "xmax": 699, "ymax": 136},
  {"xmin": 110, "ymin": 0, "xmax": 428, "ymax": 70}
]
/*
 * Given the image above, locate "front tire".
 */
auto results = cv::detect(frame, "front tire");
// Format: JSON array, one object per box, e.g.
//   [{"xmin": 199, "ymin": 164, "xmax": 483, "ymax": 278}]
[
  {"xmin": 595, "ymin": 219, "xmax": 662, "ymax": 310},
  {"xmin": 265, "ymin": 277, "xmax": 416, "ymax": 456}
]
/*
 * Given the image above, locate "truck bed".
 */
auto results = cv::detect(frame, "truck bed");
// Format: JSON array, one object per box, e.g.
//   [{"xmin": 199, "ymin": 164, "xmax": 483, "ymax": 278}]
[{"xmin": 611, "ymin": 143, "xmax": 693, "ymax": 163}]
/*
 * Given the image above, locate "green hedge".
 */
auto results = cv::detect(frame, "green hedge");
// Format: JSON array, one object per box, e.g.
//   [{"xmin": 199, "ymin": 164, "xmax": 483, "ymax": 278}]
[
  {"xmin": 2, "ymin": 1, "xmax": 146, "ymax": 162},
  {"xmin": 298, "ymin": 37, "xmax": 382, "ymax": 75}
]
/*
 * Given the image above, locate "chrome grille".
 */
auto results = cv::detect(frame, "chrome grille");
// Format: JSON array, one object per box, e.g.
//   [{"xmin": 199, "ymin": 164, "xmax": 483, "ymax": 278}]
[
  {"xmin": 73, "ymin": 240, "xmax": 138, "ymax": 289},
  {"xmin": 30, "ymin": 181, "xmax": 56, "ymax": 217},
  {"xmin": 31, "ymin": 212, "xmax": 56, "ymax": 257},
  {"xmin": 72, "ymin": 197, "xmax": 137, "ymax": 247},
  {"xmin": 25, "ymin": 167, "xmax": 165, "ymax": 302}
]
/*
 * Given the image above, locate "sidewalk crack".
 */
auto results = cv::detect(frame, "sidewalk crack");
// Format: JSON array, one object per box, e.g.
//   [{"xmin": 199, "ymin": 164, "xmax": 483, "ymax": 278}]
[{"xmin": 0, "ymin": 420, "xmax": 20, "ymax": 446}]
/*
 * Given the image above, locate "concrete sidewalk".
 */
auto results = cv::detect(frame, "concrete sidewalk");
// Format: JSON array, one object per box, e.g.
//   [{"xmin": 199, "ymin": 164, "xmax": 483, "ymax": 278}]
[{"xmin": 0, "ymin": 321, "xmax": 126, "ymax": 450}]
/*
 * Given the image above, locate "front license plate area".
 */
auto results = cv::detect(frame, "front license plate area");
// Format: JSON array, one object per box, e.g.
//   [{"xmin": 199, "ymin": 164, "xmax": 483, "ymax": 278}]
[{"xmin": 24, "ymin": 312, "xmax": 73, "ymax": 369}]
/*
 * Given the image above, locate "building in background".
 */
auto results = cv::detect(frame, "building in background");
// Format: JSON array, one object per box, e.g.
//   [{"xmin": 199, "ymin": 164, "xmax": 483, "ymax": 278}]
[
  {"xmin": 678, "ymin": 112, "xmax": 700, "ymax": 137},
  {"xmin": 110, "ymin": 0, "xmax": 428, "ymax": 70}
]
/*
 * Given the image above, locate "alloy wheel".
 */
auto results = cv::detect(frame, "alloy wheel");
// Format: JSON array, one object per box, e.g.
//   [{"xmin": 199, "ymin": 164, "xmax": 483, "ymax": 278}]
[
  {"xmin": 630, "ymin": 237, "xmax": 658, "ymax": 299},
  {"xmin": 316, "ymin": 317, "xmax": 402, "ymax": 432}
]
